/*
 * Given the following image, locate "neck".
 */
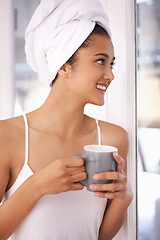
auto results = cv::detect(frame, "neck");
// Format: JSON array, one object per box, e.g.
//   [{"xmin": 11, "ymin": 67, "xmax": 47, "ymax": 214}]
[{"xmin": 30, "ymin": 82, "xmax": 87, "ymax": 138}]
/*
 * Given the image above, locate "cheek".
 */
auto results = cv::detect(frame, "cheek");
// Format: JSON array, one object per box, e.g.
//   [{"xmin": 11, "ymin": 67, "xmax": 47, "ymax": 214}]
[
  {"xmin": 81, "ymin": 64, "xmax": 102, "ymax": 80},
  {"xmin": 70, "ymin": 63, "xmax": 103, "ymax": 89}
]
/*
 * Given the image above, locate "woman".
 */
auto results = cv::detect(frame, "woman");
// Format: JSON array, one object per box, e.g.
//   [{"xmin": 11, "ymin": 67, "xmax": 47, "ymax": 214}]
[{"xmin": 0, "ymin": 0, "xmax": 133, "ymax": 239}]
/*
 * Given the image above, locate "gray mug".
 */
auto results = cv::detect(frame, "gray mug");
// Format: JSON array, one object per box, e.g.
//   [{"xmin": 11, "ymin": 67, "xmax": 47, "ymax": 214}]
[{"xmin": 73, "ymin": 145, "xmax": 118, "ymax": 192}]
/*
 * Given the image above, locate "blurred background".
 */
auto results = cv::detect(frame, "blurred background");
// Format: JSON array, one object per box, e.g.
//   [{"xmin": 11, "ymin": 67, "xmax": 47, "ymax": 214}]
[
  {"xmin": 137, "ymin": 0, "xmax": 160, "ymax": 239},
  {"xmin": 0, "ymin": 0, "xmax": 159, "ymax": 239},
  {"xmin": 13, "ymin": 0, "xmax": 50, "ymax": 116}
]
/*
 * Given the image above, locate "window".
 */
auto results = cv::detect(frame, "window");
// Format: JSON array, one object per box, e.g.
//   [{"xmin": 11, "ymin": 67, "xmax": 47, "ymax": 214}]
[
  {"xmin": 14, "ymin": 0, "xmax": 50, "ymax": 116},
  {"xmin": 137, "ymin": 0, "xmax": 160, "ymax": 239}
]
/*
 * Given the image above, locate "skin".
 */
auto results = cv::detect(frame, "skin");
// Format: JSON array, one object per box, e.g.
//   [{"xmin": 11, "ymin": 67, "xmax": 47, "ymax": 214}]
[{"xmin": 0, "ymin": 33, "xmax": 133, "ymax": 240}]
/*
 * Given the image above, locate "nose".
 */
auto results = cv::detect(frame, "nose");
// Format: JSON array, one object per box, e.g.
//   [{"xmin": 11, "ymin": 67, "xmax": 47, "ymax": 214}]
[{"xmin": 103, "ymin": 67, "xmax": 114, "ymax": 82}]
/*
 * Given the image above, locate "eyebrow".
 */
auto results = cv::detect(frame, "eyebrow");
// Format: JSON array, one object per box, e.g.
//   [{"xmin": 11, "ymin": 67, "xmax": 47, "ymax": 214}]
[{"xmin": 95, "ymin": 53, "xmax": 115, "ymax": 61}]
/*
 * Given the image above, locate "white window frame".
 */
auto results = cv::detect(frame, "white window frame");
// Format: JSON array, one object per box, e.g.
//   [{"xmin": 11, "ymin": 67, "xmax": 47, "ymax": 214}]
[{"xmin": 104, "ymin": 0, "xmax": 137, "ymax": 239}]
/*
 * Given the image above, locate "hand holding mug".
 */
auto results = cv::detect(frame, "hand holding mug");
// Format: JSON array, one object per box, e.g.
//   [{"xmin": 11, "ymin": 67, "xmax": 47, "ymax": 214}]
[
  {"xmin": 35, "ymin": 157, "xmax": 87, "ymax": 196},
  {"xmin": 90, "ymin": 153, "xmax": 133, "ymax": 202}
]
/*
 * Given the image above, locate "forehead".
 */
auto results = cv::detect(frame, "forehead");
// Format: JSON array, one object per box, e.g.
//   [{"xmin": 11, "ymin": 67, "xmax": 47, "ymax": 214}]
[{"xmin": 80, "ymin": 34, "xmax": 115, "ymax": 60}]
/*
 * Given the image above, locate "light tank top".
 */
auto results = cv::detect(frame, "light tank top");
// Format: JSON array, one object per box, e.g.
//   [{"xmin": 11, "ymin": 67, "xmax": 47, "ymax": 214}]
[{"xmin": 3, "ymin": 115, "xmax": 107, "ymax": 240}]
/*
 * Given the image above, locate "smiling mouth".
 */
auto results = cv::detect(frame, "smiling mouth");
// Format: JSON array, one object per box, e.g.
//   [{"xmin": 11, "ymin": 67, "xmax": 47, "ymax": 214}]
[{"xmin": 96, "ymin": 83, "xmax": 109, "ymax": 91}]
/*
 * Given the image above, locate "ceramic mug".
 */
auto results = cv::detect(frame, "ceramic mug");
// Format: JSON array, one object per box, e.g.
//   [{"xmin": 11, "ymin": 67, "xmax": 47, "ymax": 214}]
[{"xmin": 73, "ymin": 144, "xmax": 118, "ymax": 192}]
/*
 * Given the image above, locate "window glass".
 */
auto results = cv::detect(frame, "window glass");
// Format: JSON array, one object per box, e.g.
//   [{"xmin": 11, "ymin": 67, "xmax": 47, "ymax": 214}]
[
  {"xmin": 14, "ymin": 0, "xmax": 50, "ymax": 116},
  {"xmin": 137, "ymin": 0, "xmax": 160, "ymax": 239}
]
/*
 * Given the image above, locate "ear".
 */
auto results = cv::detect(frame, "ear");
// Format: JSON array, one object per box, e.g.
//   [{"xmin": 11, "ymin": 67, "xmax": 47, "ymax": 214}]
[{"xmin": 58, "ymin": 63, "xmax": 72, "ymax": 78}]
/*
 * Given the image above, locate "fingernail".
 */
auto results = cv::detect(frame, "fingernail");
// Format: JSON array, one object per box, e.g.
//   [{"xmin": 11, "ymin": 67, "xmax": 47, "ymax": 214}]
[
  {"xmin": 93, "ymin": 175, "xmax": 100, "ymax": 180},
  {"xmin": 90, "ymin": 185, "xmax": 98, "ymax": 190},
  {"xmin": 95, "ymin": 193, "xmax": 100, "ymax": 197}
]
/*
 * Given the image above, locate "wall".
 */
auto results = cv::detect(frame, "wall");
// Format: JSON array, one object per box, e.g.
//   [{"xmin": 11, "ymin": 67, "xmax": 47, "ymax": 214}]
[{"xmin": 0, "ymin": 0, "xmax": 14, "ymax": 120}]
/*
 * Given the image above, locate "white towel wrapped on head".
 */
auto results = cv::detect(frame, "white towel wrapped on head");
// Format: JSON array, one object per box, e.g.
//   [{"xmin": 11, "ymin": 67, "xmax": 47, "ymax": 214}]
[{"xmin": 25, "ymin": 0, "xmax": 111, "ymax": 85}]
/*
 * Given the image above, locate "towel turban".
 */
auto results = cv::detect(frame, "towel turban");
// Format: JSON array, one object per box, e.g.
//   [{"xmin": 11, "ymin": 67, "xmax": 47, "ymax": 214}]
[{"xmin": 25, "ymin": 0, "xmax": 111, "ymax": 85}]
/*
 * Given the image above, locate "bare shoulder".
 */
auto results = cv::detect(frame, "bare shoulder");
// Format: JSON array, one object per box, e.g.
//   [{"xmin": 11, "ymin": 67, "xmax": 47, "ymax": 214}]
[
  {"xmin": 0, "ymin": 116, "xmax": 24, "ymax": 199},
  {"xmin": 0, "ymin": 116, "xmax": 25, "ymax": 159},
  {"xmin": 98, "ymin": 120, "xmax": 129, "ymax": 160}
]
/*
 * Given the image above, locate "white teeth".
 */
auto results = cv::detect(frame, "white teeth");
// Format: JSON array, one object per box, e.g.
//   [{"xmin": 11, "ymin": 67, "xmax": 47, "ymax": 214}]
[{"xmin": 96, "ymin": 84, "xmax": 107, "ymax": 91}]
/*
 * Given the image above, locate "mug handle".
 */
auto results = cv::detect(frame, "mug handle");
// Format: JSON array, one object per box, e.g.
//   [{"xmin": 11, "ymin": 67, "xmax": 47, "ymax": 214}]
[{"xmin": 71, "ymin": 154, "xmax": 87, "ymax": 186}]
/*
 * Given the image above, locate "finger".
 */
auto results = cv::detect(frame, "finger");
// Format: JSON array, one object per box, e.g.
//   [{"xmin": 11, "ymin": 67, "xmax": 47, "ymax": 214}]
[
  {"xmin": 113, "ymin": 153, "xmax": 125, "ymax": 172},
  {"xmin": 94, "ymin": 191, "xmax": 118, "ymax": 199},
  {"xmin": 95, "ymin": 171, "xmax": 127, "ymax": 183},
  {"xmin": 66, "ymin": 157, "xmax": 84, "ymax": 167},
  {"xmin": 68, "ymin": 166, "xmax": 86, "ymax": 176},
  {"xmin": 90, "ymin": 182, "xmax": 127, "ymax": 192},
  {"xmin": 70, "ymin": 182, "xmax": 84, "ymax": 191},
  {"xmin": 71, "ymin": 171, "xmax": 87, "ymax": 183},
  {"xmin": 93, "ymin": 171, "xmax": 122, "ymax": 182}
]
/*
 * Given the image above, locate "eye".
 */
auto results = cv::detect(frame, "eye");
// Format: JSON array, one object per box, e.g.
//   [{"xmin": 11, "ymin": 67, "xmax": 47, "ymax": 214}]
[
  {"xmin": 96, "ymin": 59, "xmax": 105, "ymax": 65},
  {"xmin": 110, "ymin": 62, "xmax": 115, "ymax": 70}
]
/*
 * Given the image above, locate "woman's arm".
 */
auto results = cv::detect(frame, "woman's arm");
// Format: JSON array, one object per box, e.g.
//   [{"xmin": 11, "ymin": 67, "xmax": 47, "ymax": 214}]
[
  {"xmin": 97, "ymin": 154, "xmax": 133, "ymax": 240},
  {"xmin": 98, "ymin": 198, "xmax": 132, "ymax": 240},
  {"xmin": 0, "ymin": 157, "xmax": 86, "ymax": 240},
  {"xmin": 0, "ymin": 174, "xmax": 42, "ymax": 240},
  {"xmin": 0, "ymin": 122, "xmax": 38, "ymax": 240},
  {"xmin": 90, "ymin": 123, "xmax": 133, "ymax": 240},
  {"xmin": 0, "ymin": 119, "xmax": 86, "ymax": 240}
]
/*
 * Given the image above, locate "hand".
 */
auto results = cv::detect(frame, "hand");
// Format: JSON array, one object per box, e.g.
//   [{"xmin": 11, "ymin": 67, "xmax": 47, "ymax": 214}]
[
  {"xmin": 89, "ymin": 153, "xmax": 133, "ymax": 202},
  {"xmin": 34, "ymin": 157, "xmax": 87, "ymax": 196}
]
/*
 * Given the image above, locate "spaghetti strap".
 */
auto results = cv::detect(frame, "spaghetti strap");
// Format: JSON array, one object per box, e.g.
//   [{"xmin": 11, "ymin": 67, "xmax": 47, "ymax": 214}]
[
  {"xmin": 23, "ymin": 114, "xmax": 29, "ymax": 165},
  {"xmin": 95, "ymin": 119, "xmax": 102, "ymax": 145}
]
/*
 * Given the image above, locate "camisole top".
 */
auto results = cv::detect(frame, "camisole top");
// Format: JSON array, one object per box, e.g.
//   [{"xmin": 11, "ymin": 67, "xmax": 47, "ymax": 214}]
[{"xmin": 3, "ymin": 115, "xmax": 107, "ymax": 240}]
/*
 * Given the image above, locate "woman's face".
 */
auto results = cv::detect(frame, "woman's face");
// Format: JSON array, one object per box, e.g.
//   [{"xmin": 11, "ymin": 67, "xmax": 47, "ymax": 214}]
[{"xmin": 67, "ymin": 33, "xmax": 115, "ymax": 106}]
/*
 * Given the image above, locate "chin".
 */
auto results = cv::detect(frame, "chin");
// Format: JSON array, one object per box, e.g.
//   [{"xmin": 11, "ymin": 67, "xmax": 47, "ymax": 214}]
[
  {"xmin": 87, "ymin": 97, "xmax": 105, "ymax": 106},
  {"xmin": 91, "ymin": 100, "xmax": 105, "ymax": 106},
  {"xmin": 97, "ymin": 102, "xmax": 105, "ymax": 106}
]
